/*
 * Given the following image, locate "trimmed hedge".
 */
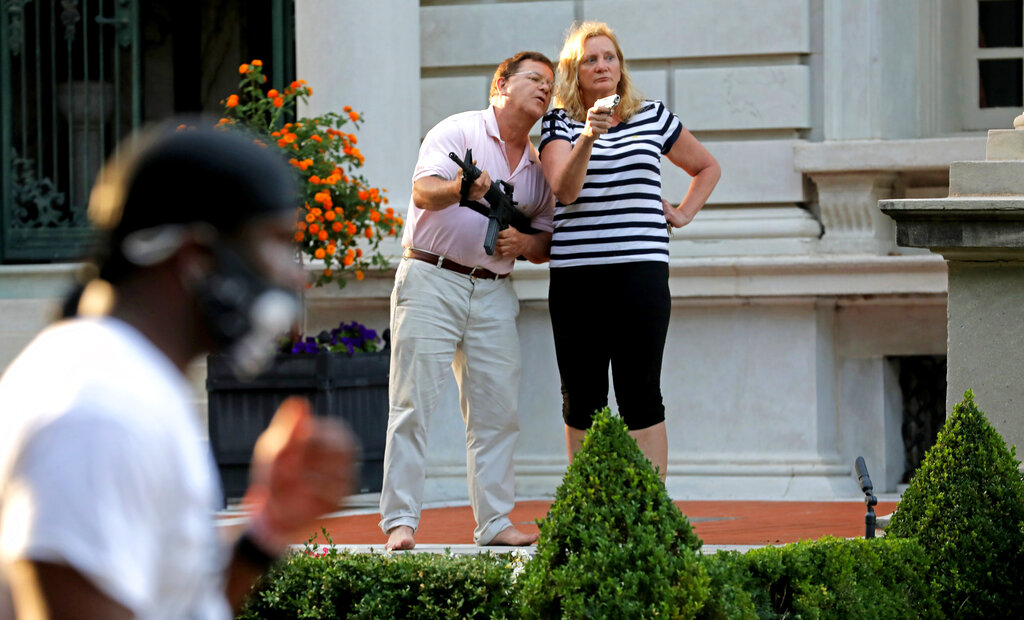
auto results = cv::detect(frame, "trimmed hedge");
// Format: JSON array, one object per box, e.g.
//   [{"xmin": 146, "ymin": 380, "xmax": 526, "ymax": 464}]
[
  {"xmin": 236, "ymin": 391, "xmax": 1021, "ymax": 618},
  {"xmin": 238, "ymin": 543, "xmax": 519, "ymax": 619},
  {"xmin": 885, "ymin": 389, "xmax": 1024, "ymax": 618},
  {"xmin": 237, "ymin": 536, "xmax": 940, "ymax": 619},
  {"xmin": 698, "ymin": 537, "xmax": 940, "ymax": 619},
  {"xmin": 516, "ymin": 408, "xmax": 709, "ymax": 619}
]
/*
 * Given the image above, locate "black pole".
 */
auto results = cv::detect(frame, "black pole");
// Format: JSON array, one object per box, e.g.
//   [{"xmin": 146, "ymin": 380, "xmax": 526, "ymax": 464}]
[{"xmin": 855, "ymin": 456, "xmax": 878, "ymax": 539}]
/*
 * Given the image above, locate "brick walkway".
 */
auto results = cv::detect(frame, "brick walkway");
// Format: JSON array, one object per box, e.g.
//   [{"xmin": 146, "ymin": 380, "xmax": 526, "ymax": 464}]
[{"xmin": 286, "ymin": 498, "xmax": 898, "ymax": 547}]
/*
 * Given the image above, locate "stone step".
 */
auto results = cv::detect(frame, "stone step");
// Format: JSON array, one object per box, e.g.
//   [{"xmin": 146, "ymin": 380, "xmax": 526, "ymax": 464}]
[{"xmin": 950, "ymin": 160, "xmax": 1024, "ymax": 196}]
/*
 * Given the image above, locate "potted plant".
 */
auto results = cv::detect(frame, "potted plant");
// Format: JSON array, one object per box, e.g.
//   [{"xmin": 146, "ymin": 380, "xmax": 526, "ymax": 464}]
[
  {"xmin": 205, "ymin": 60, "xmax": 400, "ymax": 505},
  {"xmin": 207, "ymin": 321, "xmax": 390, "ymax": 504}
]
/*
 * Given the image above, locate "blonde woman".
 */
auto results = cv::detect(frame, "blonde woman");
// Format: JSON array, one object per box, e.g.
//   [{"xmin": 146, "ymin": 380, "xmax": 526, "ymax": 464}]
[{"xmin": 539, "ymin": 21, "xmax": 720, "ymax": 479}]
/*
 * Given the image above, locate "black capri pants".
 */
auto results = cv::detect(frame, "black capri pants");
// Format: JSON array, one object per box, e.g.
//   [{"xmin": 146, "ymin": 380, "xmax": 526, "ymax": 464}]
[{"xmin": 548, "ymin": 260, "xmax": 671, "ymax": 431}]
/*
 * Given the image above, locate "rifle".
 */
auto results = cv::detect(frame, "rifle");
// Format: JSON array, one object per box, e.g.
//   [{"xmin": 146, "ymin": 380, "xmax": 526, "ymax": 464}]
[{"xmin": 448, "ymin": 148, "xmax": 538, "ymax": 256}]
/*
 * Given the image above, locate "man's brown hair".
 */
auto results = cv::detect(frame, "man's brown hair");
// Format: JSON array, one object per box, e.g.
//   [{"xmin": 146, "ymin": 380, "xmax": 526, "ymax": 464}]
[{"xmin": 489, "ymin": 51, "xmax": 555, "ymax": 100}]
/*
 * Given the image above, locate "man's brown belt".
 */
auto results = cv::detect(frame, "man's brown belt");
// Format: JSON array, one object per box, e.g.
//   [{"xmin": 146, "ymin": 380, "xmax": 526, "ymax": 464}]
[{"xmin": 403, "ymin": 248, "xmax": 509, "ymax": 280}]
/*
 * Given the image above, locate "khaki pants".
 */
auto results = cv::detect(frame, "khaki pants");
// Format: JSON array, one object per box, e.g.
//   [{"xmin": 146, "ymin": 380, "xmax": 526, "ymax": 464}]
[{"xmin": 378, "ymin": 257, "xmax": 521, "ymax": 544}]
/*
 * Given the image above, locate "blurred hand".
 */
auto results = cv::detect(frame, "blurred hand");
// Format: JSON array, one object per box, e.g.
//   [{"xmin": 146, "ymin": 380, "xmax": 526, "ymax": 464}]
[{"xmin": 243, "ymin": 397, "xmax": 357, "ymax": 549}]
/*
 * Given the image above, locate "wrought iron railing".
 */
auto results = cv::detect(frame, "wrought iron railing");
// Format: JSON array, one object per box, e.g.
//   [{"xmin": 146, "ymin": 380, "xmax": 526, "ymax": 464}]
[{"xmin": 1, "ymin": 0, "xmax": 139, "ymax": 262}]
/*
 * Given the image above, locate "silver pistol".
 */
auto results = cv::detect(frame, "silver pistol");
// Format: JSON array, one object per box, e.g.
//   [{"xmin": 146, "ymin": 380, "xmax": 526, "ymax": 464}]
[{"xmin": 594, "ymin": 94, "xmax": 620, "ymax": 110}]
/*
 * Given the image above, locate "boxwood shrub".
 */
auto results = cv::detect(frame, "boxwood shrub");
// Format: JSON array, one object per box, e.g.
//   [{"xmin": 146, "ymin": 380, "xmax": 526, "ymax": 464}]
[
  {"xmin": 516, "ymin": 408, "xmax": 710, "ymax": 619},
  {"xmin": 238, "ymin": 543, "xmax": 519, "ymax": 619},
  {"xmin": 885, "ymin": 389, "xmax": 1024, "ymax": 618},
  {"xmin": 698, "ymin": 537, "xmax": 940, "ymax": 619}
]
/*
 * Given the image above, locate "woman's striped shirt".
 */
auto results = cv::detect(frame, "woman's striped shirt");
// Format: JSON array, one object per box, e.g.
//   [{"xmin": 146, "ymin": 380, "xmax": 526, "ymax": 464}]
[{"xmin": 539, "ymin": 100, "xmax": 682, "ymax": 268}]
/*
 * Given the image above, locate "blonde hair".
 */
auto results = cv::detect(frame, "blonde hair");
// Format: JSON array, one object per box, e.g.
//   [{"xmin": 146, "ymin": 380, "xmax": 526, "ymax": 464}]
[{"xmin": 553, "ymin": 21, "xmax": 644, "ymax": 123}]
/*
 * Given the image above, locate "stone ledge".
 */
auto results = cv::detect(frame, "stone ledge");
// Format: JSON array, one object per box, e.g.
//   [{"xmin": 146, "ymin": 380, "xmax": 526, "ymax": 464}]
[
  {"xmin": 794, "ymin": 136, "xmax": 986, "ymax": 173},
  {"xmin": 880, "ymin": 197, "xmax": 1024, "ymax": 258}
]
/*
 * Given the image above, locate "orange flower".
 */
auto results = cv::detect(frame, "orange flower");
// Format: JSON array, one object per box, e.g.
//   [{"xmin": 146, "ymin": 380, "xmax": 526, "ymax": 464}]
[
  {"xmin": 311, "ymin": 134, "xmax": 322, "ymax": 143},
  {"xmin": 251, "ymin": 59, "xmax": 263, "ymax": 67},
  {"xmin": 342, "ymin": 255, "xmax": 354, "ymax": 267},
  {"xmin": 294, "ymin": 231, "xmax": 304, "ymax": 241},
  {"xmin": 290, "ymin": 80, "xmax": 302, "ymax": 90},
  {"xmin": 309, "ymin": 223, "xmax": 320, "ymax": 234},
  {"xmin": 364, "ymin": 227, "xmax": 373, "ymax": 239},
  {"xmin": 305, "ymin": 213, "xmax": 316, "ymax": 223},
  {"xmin": 273, "ymin": 96, "xmax": 284, "ymax": 108},
  {"xmin": 356, "ymin": 248, "xmax": 363, "ymax": 258},
  {"xmin": 309, "ymin": 175, "xmax": 320, "ymax": 185},
  {"xmin": 317, "ymin": 230, "xmax": 328, "ymax": 241},
  {"xmin": 306, "ymin": 87, "xmax": 313, "ymax": 95},
  {"xmin": 344, "ymin": 105, "xmax": 352, "ymax": 112},
  {"xmin": 324, "ymin": 210, "xmax": 336, "ymax": 221},
  {"xmin": 267, "ymin": 89, "xmax": 279, "ymax": 98},
  {"xmin": 239, "ymin": 64, "xmax": 250, "ymax": 74},
  {"xmin": 346, "ymin": 248, "xmax": 356, "ymax": 257},
  {"xmin": 349, "ymin": 111, "xmax": 360, "ymax": 122},
  {"xmin": 346, "ymin": 223, "xmax": 357, "ymax": 236},
  {"xmin": 323, "ymin": 268, "xmax": 332, "ymax": 277},
  {"xmin": 226, "ymin": 94, "xmax": 239, "ymax": 108},
  {"xmin": 369, "ymin": 211, "xmax": 381, "ymax": 223},
  {"xmin": 355, "ymin": 270, "xmax": 364, "ymax": 281},
  {"xmin": 217, "ymin": 118, "xmax": 230, "ymax": 125},
  {"xmin": 332, "ymin": 222, "xmax": 343, "ymax": 232},
  {"xmin": 358, "ymin": 190, "xmax": 370, "ymax": 201},
  {"xmin": 314, "ymin": 248, "xmax": 326, "ymax": 259},
  {"xmin": 326, "ymin": 244, "xmax": 336, "ymax": 255}
]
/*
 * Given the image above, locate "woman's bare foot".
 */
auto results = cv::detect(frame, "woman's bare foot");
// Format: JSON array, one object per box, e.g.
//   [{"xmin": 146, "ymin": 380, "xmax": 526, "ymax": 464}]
[
  {"xmin": 385, "ymin": 525, "xmax": 416, "ymax": 550},
  {"xmin": 484, "ymin": 525, "xmax": 538, "ymax": 546}
]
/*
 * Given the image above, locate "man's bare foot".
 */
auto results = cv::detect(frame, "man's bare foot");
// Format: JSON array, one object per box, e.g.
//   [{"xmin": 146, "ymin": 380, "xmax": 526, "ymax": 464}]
[
  {"xmin": 385, "ymin": 525, "xmax": 416, "ymax": 550},
  {"xmin": 484, "ymin": 525, "xmax": 538, "ymax": 547}
]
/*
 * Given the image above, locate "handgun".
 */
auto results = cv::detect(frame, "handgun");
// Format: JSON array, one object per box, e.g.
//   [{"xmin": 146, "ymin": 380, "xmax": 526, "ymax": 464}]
[{"xmin": 594, "ymin": 94, "xmax": 620, "ymax": 110}]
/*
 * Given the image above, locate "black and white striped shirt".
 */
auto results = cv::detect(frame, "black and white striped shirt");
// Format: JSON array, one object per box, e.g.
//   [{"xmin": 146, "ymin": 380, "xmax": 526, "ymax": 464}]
[{"xmin": 539, "ymin": 100, "xmax": 682, "ymax": 268}]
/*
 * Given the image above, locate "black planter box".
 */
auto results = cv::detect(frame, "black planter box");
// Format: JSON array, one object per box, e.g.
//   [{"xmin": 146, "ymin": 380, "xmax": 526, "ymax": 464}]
[{"xmin": 206, "ymin": 350, "xmax": 390, "ymax": 506}]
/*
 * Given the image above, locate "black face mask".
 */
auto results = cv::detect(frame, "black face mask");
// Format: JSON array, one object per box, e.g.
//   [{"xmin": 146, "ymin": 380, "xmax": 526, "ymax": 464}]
[{"xmin": 193, "ymin": 243, "xmax": 299, "ymax": 378}]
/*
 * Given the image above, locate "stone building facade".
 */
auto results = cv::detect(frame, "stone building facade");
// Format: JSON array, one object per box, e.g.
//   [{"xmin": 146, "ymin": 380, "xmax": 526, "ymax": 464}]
[{"xmin": 3, "ymin": 0, "xmax": 1009, "ymax": 500}]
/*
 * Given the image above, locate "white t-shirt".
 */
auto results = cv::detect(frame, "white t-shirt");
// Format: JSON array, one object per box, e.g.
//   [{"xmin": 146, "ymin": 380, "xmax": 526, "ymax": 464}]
[{"xmin": 0, "ymin": 318, "xmax": 230, "ymax": 619}]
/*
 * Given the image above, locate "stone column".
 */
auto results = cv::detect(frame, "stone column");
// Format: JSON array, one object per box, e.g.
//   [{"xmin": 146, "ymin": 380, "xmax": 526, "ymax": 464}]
[
  {"xmin": 294, "ymin": 1, "xmax": 420, "ymax": 212},
  {"xmin": 881, "ymin": 125, "xmax": 1024, "ymax": 452}
]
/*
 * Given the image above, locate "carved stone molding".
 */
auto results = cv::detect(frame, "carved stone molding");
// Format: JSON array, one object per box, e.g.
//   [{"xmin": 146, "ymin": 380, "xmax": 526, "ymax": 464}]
[{"xmin": 809, "ymin": 171, "xmax": 898, "ymax": 254}]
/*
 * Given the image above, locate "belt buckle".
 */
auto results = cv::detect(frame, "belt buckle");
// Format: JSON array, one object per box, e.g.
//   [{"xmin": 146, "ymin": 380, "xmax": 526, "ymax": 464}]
[
  {"xmin": 435, "ymin": 254, "xmax": 445, "ymax": 268},
  {"xmin": 468, "ymin": 266, "xmax": 481, "ymax": 279}
]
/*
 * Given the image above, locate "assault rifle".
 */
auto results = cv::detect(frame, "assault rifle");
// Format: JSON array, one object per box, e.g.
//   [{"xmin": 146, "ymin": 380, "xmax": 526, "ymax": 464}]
[{"xmin": 448, "ymin": 148, "xmax": 538, "ymax": 256}]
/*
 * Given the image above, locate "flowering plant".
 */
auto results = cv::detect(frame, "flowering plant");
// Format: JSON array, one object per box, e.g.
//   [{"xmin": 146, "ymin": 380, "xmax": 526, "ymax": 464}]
[
  {"xmin": 219, "ymin": 59, "xmax": 403, "ymax": 288},
  {"xmin": 281, "ymin": 320, "xmax": 382, "ymax": 356}
]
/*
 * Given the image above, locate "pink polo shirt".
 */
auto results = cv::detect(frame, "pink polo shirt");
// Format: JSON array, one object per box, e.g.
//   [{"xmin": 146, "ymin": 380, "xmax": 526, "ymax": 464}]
[{"xmin": 402, "ymin": 106, "xmax": 554, "ymax": 274}]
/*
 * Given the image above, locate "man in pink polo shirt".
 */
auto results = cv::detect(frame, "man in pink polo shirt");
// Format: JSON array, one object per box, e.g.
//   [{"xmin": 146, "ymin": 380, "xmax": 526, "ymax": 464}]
[{"xmin": 380, "ymin": 51, "xmax": 555, "ymax": 550}]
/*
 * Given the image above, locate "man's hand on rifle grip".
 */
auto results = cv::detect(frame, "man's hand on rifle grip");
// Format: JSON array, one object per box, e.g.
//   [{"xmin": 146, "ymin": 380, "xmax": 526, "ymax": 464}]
[{"xmin": 456, "ymin": 167, "xmax": 491, "ymax": 202}]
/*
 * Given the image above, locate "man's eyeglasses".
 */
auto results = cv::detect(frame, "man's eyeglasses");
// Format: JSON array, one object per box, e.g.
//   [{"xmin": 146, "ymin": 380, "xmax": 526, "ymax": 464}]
[{"xmin": 510, "ymin": 71, "xmax": 554, "ymax": 90}]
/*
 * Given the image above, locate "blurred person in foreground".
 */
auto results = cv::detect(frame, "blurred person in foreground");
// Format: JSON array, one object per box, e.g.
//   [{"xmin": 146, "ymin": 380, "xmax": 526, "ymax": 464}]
[{"xmin": 0, "ymin": 125, "xmax": 356, "ymax": 619}]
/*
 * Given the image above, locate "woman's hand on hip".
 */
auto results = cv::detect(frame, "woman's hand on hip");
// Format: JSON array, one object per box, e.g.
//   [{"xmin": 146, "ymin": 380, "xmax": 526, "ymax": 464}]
[{"xmin": 663, "ymin": 199, "xmax": 695, "ymax": 229}]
